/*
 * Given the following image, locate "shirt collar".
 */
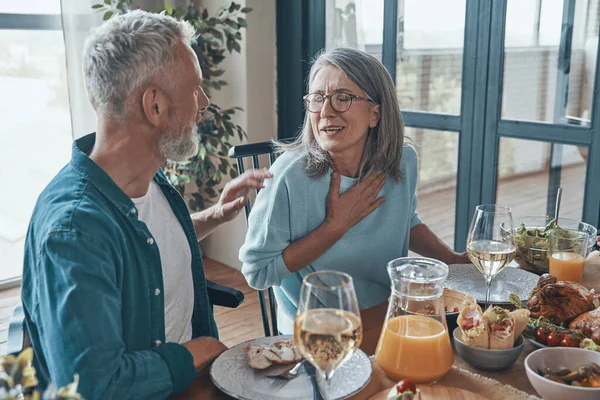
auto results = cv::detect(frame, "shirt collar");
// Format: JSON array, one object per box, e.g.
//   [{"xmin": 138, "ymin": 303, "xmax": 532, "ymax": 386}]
[{"xmin": 71, "ymin": 132, "xmax": 170, "ymax": 217}]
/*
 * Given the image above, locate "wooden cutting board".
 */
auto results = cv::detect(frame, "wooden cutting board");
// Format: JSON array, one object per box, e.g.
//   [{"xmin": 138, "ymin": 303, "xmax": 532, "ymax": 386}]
[{"xmin": 369, "ymin": 384, "xmax": 487, "ymax": 400}]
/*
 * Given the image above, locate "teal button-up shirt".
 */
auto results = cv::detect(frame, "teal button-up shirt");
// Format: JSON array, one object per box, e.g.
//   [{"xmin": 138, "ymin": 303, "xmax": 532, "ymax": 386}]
[{"xmin": 22, "ymin": 133, "xmax": 218, "ymax": 400}]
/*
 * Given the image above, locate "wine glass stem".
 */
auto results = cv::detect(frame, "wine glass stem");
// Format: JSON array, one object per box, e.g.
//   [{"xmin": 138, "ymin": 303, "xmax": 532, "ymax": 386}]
[
  {"xmin": 318, "ymin": 371, "xmax": 331, "ymax": 400},
  {"xmin": 485, "ymin": 276, "xmax": 493, "ymax": 309}
]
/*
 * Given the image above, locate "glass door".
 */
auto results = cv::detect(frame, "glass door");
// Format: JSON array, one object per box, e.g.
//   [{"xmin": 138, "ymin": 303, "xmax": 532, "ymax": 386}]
[
  {"xmin": 482, "ymin": 0, "xmax": 600, "ymax": 238},
  {"xmin": 321, "ymin": 0, "xmax": 600, "ymax": 251},
  {"xmin": 325, "ymin": 0, "xmax": 467, "ymax": 249}
]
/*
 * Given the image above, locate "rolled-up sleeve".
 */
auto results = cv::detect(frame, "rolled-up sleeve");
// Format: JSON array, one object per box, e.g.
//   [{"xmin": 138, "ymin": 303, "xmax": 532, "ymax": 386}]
[
  {"xmin": 404, "ymin": 145, "xmax": 422, "ymax": 229},
  {"xmin": 239, "ymin": 173, "xmax": 293, "ymax": 290},
  {"xmin": 410, "ymin": 198, "xmax": 423, "ymax": 229},
  {"xmin": 31, "ymin": 230, "xmax": 196, "ymax": 400}
]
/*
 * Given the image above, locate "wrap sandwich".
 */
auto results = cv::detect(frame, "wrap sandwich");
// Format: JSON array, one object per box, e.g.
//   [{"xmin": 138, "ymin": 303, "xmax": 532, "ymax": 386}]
[
  {"xmin": 458, "ymin": 305, "xmax": 530, "ymax": 350},
  {"xmin": 510, "ymin": 308, "xmax": 530, "ymax": 339},
  {"xmin": 457, "ymin": 304, "xmax": 489, "ymax": 349},
  {"xmin": 483, "ymin": 306, "xmax": 515, "ymax": 349}
]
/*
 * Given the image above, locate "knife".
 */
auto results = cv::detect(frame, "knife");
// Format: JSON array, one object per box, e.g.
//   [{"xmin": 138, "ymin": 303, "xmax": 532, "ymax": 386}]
[{"xmin": 303, "ymin": 362, "xmax": 325, "ymax": 400}]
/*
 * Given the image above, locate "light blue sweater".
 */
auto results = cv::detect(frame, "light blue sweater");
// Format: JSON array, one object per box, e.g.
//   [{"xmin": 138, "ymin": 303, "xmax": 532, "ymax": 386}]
[{"xmin": 239, "ymin": 144, "xmax": 422, "ymax": 334}]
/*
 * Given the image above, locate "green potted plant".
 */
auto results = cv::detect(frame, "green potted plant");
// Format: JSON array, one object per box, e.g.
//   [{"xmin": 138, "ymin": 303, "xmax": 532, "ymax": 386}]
[{"xmin": 92, "ymin": 0, "xmax": 250, "ymax": 211}]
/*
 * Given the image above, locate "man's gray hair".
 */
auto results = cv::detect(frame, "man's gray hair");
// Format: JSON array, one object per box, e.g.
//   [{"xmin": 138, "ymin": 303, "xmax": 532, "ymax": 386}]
[
  {"xmin": 83, "ymin": 9, "xmax": 196, "ymax": 117},
  {"xmin": 277, "ymin": 47, "xmax": 405, "ymax": 181}
]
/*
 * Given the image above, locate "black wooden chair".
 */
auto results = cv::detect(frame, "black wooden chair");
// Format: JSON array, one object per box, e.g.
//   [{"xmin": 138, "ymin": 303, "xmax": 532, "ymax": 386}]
[
  {"xmin": 6, "ymin": 280, "xmax": 244, "ymax": 356},
  {"xmin": 229, "ymin": 140, "xmax": 280, "ymax": 337}
]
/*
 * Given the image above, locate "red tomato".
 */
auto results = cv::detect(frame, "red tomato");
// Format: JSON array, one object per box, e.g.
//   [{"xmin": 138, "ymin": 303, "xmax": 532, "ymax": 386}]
[
  {"xmin": 546, "ymin": 332, "xmax": 562, "ymax": 347},
  {"xmin": 395, "ymin": 379, "xmax": 417, "ymax": 394},
  {"xmin": 535, "ymin": 327, "xmax": 548, "ymax": 345},
  {"xmin": 560, "ymin": 335, "xmax": 581, "ymax": 348}
]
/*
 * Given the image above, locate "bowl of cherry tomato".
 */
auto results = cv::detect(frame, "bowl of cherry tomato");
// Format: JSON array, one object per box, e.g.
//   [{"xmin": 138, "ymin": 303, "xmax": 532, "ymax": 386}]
[{"xmin": 532, "ymin": 326, "xmax": 583, "ymax": 349}]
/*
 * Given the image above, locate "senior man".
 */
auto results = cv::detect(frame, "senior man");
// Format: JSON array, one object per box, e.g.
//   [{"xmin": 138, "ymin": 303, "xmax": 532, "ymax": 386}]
[{"xmin": 21, "ymin": 10, "xmax": 268, "ymax": 400}]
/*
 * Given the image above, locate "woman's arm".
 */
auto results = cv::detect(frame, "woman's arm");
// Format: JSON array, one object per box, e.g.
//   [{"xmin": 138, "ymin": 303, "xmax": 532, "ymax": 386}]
[{"xmin": 409, "ymin": 223, "xmax": 470, "ymax": 264}]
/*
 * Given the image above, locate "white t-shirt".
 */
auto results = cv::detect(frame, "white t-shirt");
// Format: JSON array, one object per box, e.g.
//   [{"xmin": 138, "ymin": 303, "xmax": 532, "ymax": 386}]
[{"xmin": 131, "ymin": 181, "xmax": 194, "ymax": 343}]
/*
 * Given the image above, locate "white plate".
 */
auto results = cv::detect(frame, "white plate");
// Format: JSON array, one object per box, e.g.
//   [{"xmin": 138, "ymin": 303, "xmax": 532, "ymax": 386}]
[
  {"xmin": 209, "ymin": 335, "xmax": 372, "ymax": 400},
  {"xmin": 445, "ymin": 264, "xmax": 538, "ymax": 304}
]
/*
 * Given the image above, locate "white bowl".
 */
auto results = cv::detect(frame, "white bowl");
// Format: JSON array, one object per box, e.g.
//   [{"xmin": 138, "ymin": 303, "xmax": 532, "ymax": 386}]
[{"xmin": 525, "ymin": 347, "xmax": 600, "ymax": 400}]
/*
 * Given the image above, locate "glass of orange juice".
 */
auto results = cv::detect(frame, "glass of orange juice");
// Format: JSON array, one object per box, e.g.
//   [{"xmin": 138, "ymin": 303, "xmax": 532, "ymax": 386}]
[
  {"xmin": 375, "ymin": 258, "xmax": 453, "ymax": 384},
  {"xmin": 548, "ymin": 229, "xmax": 589, "ymax": 283}
]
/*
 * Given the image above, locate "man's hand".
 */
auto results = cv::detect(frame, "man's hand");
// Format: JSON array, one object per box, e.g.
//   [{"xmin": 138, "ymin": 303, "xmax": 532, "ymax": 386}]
[
  {"xmin": 324, "ymin": 172, "xmax": 386, "ymax": 236},
  {"xmin": 182, "ymin": 337, "xmax": 228, "ymax": 375},
  {"xmin": 191, "ymin": 168, "xmax": 272, "ymax": 241},
  {"xmin": 212, "ymin": 168, "xmax": 273, "ymax": 223}
]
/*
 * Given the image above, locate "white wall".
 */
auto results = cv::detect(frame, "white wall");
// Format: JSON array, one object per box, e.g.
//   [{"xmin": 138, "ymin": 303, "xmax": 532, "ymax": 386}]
[{"xmin": 200, "ymin": 0, "xmax": 278, "ymax": 270}]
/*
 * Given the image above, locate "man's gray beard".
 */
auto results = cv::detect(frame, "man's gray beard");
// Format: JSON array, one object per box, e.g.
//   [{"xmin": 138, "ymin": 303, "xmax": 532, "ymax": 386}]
[{"xmin": 158, "ymin": 122, "xmax": 199, "ymax": 162}]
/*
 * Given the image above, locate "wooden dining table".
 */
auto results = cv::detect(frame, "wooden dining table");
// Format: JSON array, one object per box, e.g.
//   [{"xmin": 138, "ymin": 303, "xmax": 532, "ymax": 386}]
[{"xmin": 173, "ymin": 263, "xmax": 600, "ymax": 400}]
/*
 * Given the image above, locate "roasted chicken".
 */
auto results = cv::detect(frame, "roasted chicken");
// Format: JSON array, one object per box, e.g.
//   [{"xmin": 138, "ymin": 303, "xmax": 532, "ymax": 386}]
[
  {"xmin": 526, "ymin": 274, "xmax": 600, "ymax": 325},
  {"xmin": 569, "ymin": 307, "xmax": 600, "ymax": 345}
]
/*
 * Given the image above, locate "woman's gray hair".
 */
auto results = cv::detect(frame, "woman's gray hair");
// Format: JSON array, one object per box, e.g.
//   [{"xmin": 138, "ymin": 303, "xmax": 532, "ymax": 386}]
[
  {"xmin": 83, "ymin": 9, "xmax": 196, "ymax": 117},
  {"xmin": 277, "ymin": 47, "xmax": 405, "ymax": 181}
]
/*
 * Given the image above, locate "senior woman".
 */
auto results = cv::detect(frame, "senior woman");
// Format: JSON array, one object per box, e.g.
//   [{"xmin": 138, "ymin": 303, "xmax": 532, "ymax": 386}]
[{"xmin": 239, "ymin": 47, "xmax": 469, "ymax": 334}]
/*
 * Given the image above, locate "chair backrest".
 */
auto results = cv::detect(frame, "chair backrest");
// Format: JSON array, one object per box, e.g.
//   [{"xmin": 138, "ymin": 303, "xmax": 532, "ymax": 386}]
[{"xmin": 229, "ymin": 141, "xmax": 280, "ymax": 336}]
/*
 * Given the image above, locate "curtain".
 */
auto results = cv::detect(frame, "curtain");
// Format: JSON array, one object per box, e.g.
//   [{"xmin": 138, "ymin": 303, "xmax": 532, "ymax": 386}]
[{"xmin": 60, "ymin": 0, "xmax": 102, "ymax": 139}]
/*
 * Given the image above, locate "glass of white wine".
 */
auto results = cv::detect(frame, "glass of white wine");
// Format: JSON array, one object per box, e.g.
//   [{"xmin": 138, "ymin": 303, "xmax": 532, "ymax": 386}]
[
  {"xmin": 294, "ymin": 271, "xmax": 362, "ymax": 400},
  {"xmin": 466, "ymin": 205, "xmax": 516, "ymax": 309}
]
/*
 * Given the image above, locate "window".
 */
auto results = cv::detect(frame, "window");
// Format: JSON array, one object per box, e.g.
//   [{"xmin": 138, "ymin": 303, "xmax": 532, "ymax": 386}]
[
  {"xmin": 314, "ymin": 0, "xmax": 600, "ymax": 250},
  {"xmin": 0, "ymin": 1, "xmax": 71, "ymax": 283}
]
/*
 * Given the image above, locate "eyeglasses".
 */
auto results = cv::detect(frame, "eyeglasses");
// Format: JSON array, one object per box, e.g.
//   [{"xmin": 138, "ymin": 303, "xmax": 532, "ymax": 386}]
[{"xmin": 303, "ymin": 91, "xmax": 375, "ymax": 113}]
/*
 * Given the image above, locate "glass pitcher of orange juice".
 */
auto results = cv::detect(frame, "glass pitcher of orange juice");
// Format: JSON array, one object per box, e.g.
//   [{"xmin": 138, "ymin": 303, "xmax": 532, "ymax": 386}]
[{"xmin": 375, "ymin": 257, "xmax": 453, "ymax": 384}]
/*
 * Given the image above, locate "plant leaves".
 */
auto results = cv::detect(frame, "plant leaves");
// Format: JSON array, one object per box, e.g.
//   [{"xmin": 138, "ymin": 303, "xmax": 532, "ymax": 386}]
[
  {"xmin": 104, "ymin": 0, "xmax": 111, "ymax": 4},
  {"xmin": 92, "ymin": 4, "xmax": 104, "ymax": 9},
  {"xmin": 103, "ymin": 11, "xmax": 114, "ymax": 20},
  {"xmin": 211, "ymin": 29, "xmax": 223, "ymax": 40},
  {"xmin": 174, "ymin": 6, "xmax": 186, "ymax": 19},
  {"xmin": 240, "ymin": 7, "xmax": 252, "ymax": 13},
  {"xmin": 164, "ymin": 1, "xmax": 173, "ymax": 15},
  {"xmin": 237, "ymin": 18, "xmax": 247, "ymax": 28},
  {"xmin": 225, "ymin": 19, "xmax": 239, "ymax": 29}
]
